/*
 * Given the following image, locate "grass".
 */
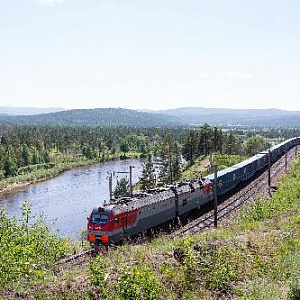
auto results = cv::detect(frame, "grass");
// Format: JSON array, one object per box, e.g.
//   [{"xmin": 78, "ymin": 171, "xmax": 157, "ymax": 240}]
[
  {"xmin": 212, "ymin": 153, "xmax": 248, "ymax": 172},
  {"xmin": 1, "ymin": 156, "xmax": 300, "ymax": 299},
  {"xmin": 180, "ymin": 155, "xmax": 207, "ymax": 180},
  {"xmin": 181, "ymin": 154, "xmax": 247, "ymax": 180}
]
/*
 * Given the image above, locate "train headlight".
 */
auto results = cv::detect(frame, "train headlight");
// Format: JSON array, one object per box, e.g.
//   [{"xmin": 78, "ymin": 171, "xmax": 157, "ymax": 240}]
[
  {"xmin": 88, "ymin": 234, "xmax": 96, "ymax": 243},
  {"xmin": 101, "ymin": 235, "xmax": 109, "ymax": 243}
]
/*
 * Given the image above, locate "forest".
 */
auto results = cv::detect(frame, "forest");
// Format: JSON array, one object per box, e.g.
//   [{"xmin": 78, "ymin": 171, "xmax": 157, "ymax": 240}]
[{"xmin": 0, "ymin": 123, "xmax": 298, "ymax": 190}]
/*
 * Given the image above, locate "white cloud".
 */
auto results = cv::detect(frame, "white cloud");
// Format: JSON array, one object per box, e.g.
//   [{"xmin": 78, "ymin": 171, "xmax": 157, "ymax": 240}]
[
  {"xmin": 198, "ymin": 72, "xmax": 209, "ymax": 78},
  {"xmin": 227, "ymin": 72, "xmax": 257, "ymax": 79},
  {"xmin": 39, "ymin": 0, "xmax": 62, "ymax": 5}
]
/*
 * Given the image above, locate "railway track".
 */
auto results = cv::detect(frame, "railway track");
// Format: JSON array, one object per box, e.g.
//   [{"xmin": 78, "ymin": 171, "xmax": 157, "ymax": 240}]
[
  {"xmin": 56, "ymin": 146, "xmax": 298, "ymax": 266},
  {"xmin": 56, "ymin": 249, "xmax": 93, "ymax": 267},
  {"xmin": 171, "ymin": 147, "xmax": 298, "ymax": 237}
]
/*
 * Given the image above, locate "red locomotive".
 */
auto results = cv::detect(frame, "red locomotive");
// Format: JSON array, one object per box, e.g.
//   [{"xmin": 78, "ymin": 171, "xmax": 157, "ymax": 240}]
[{"xmin": 87, "ymin": 181, "xmax": 213, "ymax": 245}]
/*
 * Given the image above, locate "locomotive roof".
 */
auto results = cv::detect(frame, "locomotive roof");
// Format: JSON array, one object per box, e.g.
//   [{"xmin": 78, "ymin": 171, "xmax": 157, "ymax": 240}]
[{"xmin": 93, "ymin": 181, "xmax": 203, "ymax": 214}]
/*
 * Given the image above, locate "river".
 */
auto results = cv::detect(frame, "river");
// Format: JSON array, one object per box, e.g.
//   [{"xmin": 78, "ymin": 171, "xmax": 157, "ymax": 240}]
[{"xmin": 0, "ymin": 158, "xmax": 143, "ymax": 238}]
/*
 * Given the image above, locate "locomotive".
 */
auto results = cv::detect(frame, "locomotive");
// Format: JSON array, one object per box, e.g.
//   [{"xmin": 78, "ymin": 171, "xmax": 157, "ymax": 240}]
[{"xmin": 87, "ymin": 137, "xmax": 300, "ymax": 245}]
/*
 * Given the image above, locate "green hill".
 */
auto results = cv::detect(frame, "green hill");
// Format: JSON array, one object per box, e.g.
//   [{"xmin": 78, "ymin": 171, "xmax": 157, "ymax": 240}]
[{"xmin": 0, "ymin": 108, "xmax": 184, "ymax": 127}]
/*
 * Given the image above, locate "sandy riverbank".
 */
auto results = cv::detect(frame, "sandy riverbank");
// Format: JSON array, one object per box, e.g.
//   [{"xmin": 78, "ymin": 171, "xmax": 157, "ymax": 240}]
[{"xmin": 0, "ymin": 181, "xmax": 31, "ymax": 195}]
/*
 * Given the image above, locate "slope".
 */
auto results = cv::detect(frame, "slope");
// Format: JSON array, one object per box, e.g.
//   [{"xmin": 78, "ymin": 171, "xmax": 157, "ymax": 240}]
[{"xmin": 0, "ymin": 108, "xmax": 184, "ymax": 127}]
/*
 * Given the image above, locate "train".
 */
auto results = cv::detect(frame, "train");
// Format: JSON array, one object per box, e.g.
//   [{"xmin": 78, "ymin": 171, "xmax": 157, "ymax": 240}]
[{"xmin": 87, "ymin": 137, "xmax": 300, "ymax": 245}]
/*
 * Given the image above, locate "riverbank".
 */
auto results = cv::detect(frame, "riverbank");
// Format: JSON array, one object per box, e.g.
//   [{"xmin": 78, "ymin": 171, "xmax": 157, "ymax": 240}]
[{"xmin": 0, "ymin": 151, "xmax": 142, "ymax": 196}]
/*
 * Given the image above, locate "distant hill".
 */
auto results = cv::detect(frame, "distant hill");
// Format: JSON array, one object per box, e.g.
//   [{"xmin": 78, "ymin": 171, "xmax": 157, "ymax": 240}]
[
  {"xmin": 0, "ymin": 108, "xmax": 184, "ymax": 127},
  {"xmin": 0, "ymin": 106, "xmax": 66, "ymax": 116},
  {"xmin": 1, "ymin": 106, "xmax": 299, "ymax": 127},
  {"xmin": 156, "ymin": 107, "xmax": 300, "ymax": 127}
]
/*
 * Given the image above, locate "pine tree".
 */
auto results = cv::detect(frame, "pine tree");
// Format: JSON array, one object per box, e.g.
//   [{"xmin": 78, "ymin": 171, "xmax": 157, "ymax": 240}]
[
  {"xmin": 32, "ymin": 147, "xmax": 40, "ymax": 165},
  {"xmin": 43, "ymin": 150, "xmax": 51, "ymax": 163},
  {"xmin": 171, "ymin": 141, "xmax": 181, "ymax": 182},
  {"xmin": 182, "ymin": 130, "xmax": 197, "ymax": 163},
  {"xmin": 158, "ymin": 133, "xmax": 181, "ymax": 184},
  {"xmin": 140, "ymin": 155, "xmax": 156, "ymax": 190},
  {"xmin": 21, "ymin": 144, "xmax": 30, "ymax": 166},
  {"xmin": 119, "ymin": 138, "xmax": 129, "ymax": 156},
  {"xmin": 3, "ymin": 147, "xmax": 17, "ymax": 177},
  {"xmin": 114, "ymin": 177, "xmax": 130, "ymax": 199}
]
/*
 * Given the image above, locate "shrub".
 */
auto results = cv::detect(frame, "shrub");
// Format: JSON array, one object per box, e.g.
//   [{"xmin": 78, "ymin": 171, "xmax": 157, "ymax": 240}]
[
  {"xmin": 0, "ymin": 201, "xmax": 72, "ymax": 288},
  {"xmin": 289, "ymin": 275, "xmax": 300, "ymax": 300},
  {"xmin": 118, "ymin": 262, "xmax": 158, "ymax": 300},
  {"xmin": 89, "ymin": 256, "xmax": 109, "ymax": 299}
]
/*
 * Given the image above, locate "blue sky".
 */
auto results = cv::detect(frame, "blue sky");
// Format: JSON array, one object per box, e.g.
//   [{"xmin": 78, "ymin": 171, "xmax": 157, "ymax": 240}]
[{"xmin": 0, "ymin": 0, "xmax": 300, "ymax": 110}]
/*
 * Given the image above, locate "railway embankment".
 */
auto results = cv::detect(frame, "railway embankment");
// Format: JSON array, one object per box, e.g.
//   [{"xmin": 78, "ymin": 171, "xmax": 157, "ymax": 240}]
[{"xmin": 1, "ymin": 155, "xmax": 300, "ymax": 299}]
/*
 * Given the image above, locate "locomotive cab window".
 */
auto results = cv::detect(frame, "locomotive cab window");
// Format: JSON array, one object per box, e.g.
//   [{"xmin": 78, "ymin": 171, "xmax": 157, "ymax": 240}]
[{"xmin": 91, "ymin": 213, "xmax": 109, "ymax": 225}]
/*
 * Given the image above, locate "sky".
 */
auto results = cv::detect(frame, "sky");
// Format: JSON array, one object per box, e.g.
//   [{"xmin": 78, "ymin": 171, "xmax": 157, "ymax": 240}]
[{"xmin": 0, "ymin": 0, "xmax": 300, "ymax": 111}]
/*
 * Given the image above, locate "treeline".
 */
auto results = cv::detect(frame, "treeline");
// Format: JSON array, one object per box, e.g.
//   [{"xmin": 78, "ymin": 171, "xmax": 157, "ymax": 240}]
[
  {"xmin": 182, "ymin": 125, "xmax": 241, "ymax": 163},
  {"xmin": 0, "ymin": 125, "xmax": 185, "ymax": 179},
  {"xmin": 140, "ymin": 125, "xmax": 243, "ymax": 187},
  {"xmin": 222, "ymin": 127, "xmax": 300, "ymax": 140},
  {"xmin": 0, "ymin": 124, "xmax": 291, "ymax": 182},
  {"xmin": 0, "ymin": 124, "xmax": 235, "ymax": 181}
]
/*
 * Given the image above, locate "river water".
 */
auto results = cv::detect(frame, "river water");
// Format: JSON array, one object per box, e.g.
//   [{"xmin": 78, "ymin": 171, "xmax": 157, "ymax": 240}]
[{"xmin": 0, "ymin": 159, "xmax": 143, "ymax": 238}]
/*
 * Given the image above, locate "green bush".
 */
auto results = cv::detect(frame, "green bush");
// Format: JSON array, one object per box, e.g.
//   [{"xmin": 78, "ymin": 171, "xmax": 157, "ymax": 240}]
[
  {"xmin": 17, "ymin": 163, "xmax": 56, "ymax": 175},
  {"xmin": 118, "ymin": 262, "xmax": 158, "ymax": 300},
  {"xmin": 175, "ymin": 237, "xmax": 238, "ymax": 293},
  {"xmin": 174, "ymin": 237, "xmax": 198, "ymax": 289},
  {"xmin": 89, "ymin": 256, "xmax": 109, "ymax": 299},
  {"xmin": 213, "ymin": 154, "xmax": 246, "ymax": 169},
  {"xmin": 289, "ymin": 275, "xmax": 300, "ymax": 300},
  {"xmin": 0, "ymin": 201, "xmax": 72, "ymax": 288}
]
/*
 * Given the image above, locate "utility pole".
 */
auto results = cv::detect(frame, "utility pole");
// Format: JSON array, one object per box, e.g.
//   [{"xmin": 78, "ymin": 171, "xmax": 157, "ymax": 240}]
[
  {"xmin": 169, "ymin": 142, "xmax": 173, "ymax": 183},
  {"xmin": 213, "ymin": 166, "xmax": 218, "ymax": 228},
  {"xmin": 285, "ymin": 146, "xmax": 288, "ymax": 173},
  {"xmin": 209, "ymin": 149, "xmax": 213, "ymax": 172},
  {"xmin": 268, "ymin": 150, "xmax": 271, "ymax": 196},
  {"xmin": 129, "ymin": 165, "xmax": 133, "ymax": 197},
  {"xmin": 107, "ymin": 172, "xmax": 113, "ymax": 202}
]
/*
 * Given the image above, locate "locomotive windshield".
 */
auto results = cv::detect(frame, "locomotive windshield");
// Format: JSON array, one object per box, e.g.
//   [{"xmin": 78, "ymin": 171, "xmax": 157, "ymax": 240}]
[{"xmin": 91, "ymin": 213, "xmax": 109, "ymax": 225}]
